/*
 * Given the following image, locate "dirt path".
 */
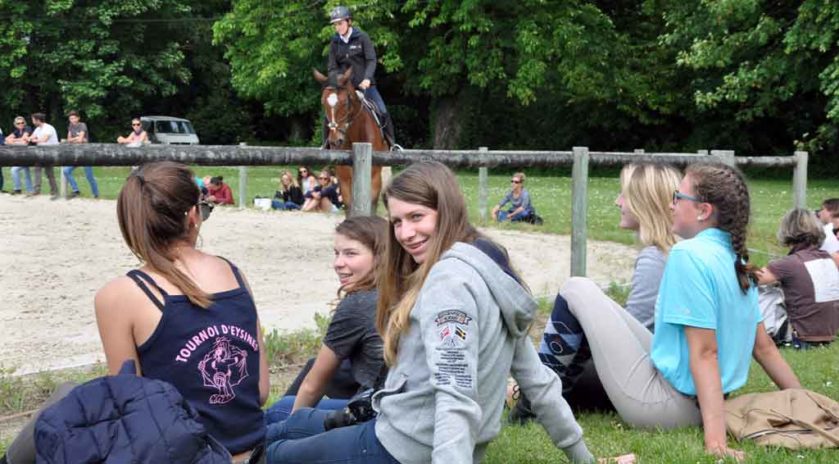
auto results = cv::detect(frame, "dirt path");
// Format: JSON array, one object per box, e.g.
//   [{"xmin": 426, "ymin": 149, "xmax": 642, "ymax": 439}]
[{"xmin": 0, "ymin": 195, "xmax": 636, "ymax": 374}]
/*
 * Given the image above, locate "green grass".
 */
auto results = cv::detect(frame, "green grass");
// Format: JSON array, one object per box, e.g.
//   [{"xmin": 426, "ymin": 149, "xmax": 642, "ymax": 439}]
[
  {"xmin": 486, "ymin": 344, "xmax": 839, "ymax": 463},
  {"xmin": 85, "ymin": 165, "xmax": 839, "ymax": 267}
]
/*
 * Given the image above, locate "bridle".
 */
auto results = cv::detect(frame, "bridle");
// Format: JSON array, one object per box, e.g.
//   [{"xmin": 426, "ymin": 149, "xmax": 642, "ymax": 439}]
[{"xmin": 323, "ymin": 85, "xmax": 362, "ymax": 147}]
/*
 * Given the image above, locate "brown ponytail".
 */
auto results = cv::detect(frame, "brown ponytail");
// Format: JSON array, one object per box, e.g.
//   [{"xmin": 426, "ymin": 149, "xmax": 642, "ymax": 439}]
[
  {"xmin": 117, "ymin": 162, "xmax": 212, "ymax": 308},
  {"xmin": 685, "ymin": 162, "xmax": 757, "ymax": 293}
]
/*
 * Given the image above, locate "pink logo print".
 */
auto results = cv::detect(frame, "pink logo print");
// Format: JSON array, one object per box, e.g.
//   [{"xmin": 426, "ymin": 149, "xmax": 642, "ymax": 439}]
[{"xmin": 198, "ymin": 337, "xmax": 249, "ymax": 404}]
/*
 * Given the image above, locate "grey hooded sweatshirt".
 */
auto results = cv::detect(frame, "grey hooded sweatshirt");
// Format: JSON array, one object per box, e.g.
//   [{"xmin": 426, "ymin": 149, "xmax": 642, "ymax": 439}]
[{"xmin": 373, "ymin": 242, "xmax": 593, "ymax": 464}]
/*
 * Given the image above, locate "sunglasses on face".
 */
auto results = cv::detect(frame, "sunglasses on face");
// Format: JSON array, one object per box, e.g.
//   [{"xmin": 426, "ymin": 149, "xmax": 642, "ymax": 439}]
[
  {"xmin": 15, "ymin": 122, "xmax": 24, "ymax": 126},
  {"xmin": 198, "ymin": 200, "xmax": 214, "ymax": 221},
  {"xmin": 511, "ymin": 179, "xmax": 522, "ymax": 184},
  {"xmin": 673, "ymin": 190, "xmax": 702, "ymax": 203},
  {"xmin": 132, "ymin": 123, "xmax": 141, "ymax": 127}
]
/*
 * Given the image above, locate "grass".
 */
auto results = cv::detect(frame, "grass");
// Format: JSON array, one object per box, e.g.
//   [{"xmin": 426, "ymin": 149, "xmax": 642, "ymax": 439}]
[
  {"xmin": 81, "ymin": 165, "xmax": 839, "ymax": 268},
  {"xmin": 3, "ymin": 165, "xmax": 837, "ymax": 459}
]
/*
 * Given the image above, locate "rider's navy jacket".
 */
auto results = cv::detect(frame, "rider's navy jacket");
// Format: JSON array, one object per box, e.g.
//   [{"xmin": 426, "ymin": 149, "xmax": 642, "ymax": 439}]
[{"xmin": 328, "ymin": 27, "xmax": 377, "ymax": 88}]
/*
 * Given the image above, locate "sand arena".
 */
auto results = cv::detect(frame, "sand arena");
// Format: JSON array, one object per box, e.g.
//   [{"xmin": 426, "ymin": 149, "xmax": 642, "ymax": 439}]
[{"xmin": 0, "ymin": 195, "xmax": 636, "ymax": 374}]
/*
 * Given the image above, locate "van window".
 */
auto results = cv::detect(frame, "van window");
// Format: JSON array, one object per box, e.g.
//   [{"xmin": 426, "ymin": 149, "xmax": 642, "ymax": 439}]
[{"xmin": 154, "ymin": 120, "xmax": 196, "ymax": 135}]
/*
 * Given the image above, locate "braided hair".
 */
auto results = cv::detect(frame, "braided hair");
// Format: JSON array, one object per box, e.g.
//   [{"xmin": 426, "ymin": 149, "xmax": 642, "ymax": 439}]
[{"xmin": 685, "ymin": 162, "xmax": 756, "ymax": 293}]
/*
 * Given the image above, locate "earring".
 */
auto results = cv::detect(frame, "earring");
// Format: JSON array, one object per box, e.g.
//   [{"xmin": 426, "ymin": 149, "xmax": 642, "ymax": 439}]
[{"xmin": 697, "ymin": 216, "xmax": 704, "ymax": 222}]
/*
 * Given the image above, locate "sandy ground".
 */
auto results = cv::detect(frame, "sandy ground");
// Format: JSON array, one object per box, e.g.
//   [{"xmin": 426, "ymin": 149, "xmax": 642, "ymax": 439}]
[{"xmin": 0, "ymin": 195, "xmax": 636, "ymax": 374}]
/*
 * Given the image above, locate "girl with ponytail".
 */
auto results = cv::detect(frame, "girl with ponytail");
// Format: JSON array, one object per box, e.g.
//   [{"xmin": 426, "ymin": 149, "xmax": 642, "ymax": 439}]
[{"xmin": 95, "ymin": 161, "xmax": 269, "ymax": 462}]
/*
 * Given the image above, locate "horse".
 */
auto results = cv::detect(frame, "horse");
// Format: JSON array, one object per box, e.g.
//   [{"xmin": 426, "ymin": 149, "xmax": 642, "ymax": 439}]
[{"xmin": 314, "ymin": 67, "xmax": 387, "ymax": 215}]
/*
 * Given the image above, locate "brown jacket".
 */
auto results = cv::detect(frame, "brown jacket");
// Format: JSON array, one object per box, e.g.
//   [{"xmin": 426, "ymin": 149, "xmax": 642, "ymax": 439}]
[{"xmin": 725, "ymin": 389, "xmax": 839, "ymax": 449}]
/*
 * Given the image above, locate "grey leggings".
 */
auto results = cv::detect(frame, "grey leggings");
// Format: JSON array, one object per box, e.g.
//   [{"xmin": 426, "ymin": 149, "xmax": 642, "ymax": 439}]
[{"xmin": 560, "ymin": 277, "xmax": 701, "ymax": 429}]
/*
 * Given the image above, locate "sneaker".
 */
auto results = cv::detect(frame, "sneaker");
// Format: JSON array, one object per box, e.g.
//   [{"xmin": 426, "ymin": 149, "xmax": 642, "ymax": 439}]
[
  {"xmin": 11, "ymin": 189, "xmax": 21, "ymax": 195},
  {"xmin": 68, "ymin": 191, "xmax": 81, "ymax": 199},
  {"xmin": 50, "ymin": 193, "xmax": 60, "ymax": 200}
]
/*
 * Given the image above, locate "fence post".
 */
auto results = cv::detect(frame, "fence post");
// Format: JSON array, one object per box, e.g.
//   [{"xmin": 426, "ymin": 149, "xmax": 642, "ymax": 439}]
[
  {"xmin": 711, "ymin": 149, "xmax": 735, "ymax": 166},
  {"xmin": 571, "ymin": 146, "xmax": 589, "ymax": 277},
  {"xmin": 478, "ymin": 147, "xmax": 488, "ymax": 224},
  {"xmin": 351, "ymin": 142, "xmax": 373, "ymax": 217},
  {"xmin": 793, "ymin": 150, "xmax": 808, "ymax": 209},
  {"xmin": 60, "ymin": 166, "xmax": 67, "ymax": 199},
  {"xmin": 238, "ymin": 142, "xmax": 247, "ymax": 209}
]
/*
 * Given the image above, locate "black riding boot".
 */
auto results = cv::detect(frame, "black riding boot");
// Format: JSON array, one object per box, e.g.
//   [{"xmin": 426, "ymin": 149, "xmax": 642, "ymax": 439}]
[{"xmin": 382, "ymin": 113, "xmax": 401, "ymax": 150}]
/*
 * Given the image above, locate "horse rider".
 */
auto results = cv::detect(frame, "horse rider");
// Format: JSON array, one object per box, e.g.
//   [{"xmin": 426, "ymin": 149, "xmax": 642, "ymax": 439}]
[{"xmin": 323, "ymin": 5, "xmax": 400, "ymax": 150}]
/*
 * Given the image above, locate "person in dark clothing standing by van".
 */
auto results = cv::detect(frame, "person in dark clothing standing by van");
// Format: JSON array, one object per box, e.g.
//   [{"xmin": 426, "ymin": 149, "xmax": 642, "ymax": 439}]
[{"xmin": 322, "ymin": 5, "xmax": 399, "ymax": 150}]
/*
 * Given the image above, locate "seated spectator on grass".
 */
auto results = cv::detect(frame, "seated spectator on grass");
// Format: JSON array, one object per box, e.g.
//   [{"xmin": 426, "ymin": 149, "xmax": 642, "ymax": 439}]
[
  {"xmin": 264, "ymin": 161, "xmax": 603, "ymax": 464},
  {"xmin": 116, "ymin": 118, "xmax": 149, "ymax": 146},
  {"xmin": 7, "ymin": 116, "xmax": 33, "ymax": 195},
  {"xmin": 302, "ymin": 169, "xmax": 342, "ymax": 213},
  {"xmin": 816, "ymin": 198, "xmax": 839, "ymax": 254},
  {"xmin": 512, "ymin": 163, "xmax": 681, "ymax": 419},
  {"xmin": 272, "ymin": 170, "xmax": 305, "ymax": 210},
  {"xmin": 265, "ymin": 216, "xmax": 387, "ymax": 425},
  {"xmin": 207, "ymin": 175, "xmax": 235, "ymax": 206},
  {"xmin": 298, "ymin": 166, "xmax": 317, "ymax": 196},
  {"xmin": 95, "ymin": 161, "xmax": 268, "ymax": 461},
  {"xmin": 62, "ymin": 110, "xmax": 99, "ymax": 199},
  {"xmin": 756, "ymin": 209, "xmax": 839, "ymax": 349},
  {"xmin": 533, "ymin": 162, "xmax": 801, "ymax": 462},
  {"xmin": 491, "ymin": 172, "xmax": 537, "ymax": 223}
]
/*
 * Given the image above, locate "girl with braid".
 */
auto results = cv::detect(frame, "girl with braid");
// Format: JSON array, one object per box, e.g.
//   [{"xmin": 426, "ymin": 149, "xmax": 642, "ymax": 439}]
[{"xmin": 540, "ymin": 161, "xmax": 800, "ymax": 462}]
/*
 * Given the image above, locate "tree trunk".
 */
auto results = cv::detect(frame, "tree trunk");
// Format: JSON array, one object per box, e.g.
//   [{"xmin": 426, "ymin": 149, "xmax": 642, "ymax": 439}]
[
  {"xmin": 288, "ymin": 116, "xmax": 307, "ymax": 143},
  {"xmin": 431, "ymin": 94, "xmax": 464, "ymax": 149}
]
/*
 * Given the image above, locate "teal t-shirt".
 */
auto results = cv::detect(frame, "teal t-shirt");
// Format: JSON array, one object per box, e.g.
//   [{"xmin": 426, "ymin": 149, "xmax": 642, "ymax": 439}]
[{"xmin": 651, "ymin": 228, "xmax": 761, "ymax": 396}]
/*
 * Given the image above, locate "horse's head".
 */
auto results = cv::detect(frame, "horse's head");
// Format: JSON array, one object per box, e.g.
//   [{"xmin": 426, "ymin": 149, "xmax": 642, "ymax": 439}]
[{"xmin": 314, "ymin": 67, "xmax": 357, "ymax": 149}]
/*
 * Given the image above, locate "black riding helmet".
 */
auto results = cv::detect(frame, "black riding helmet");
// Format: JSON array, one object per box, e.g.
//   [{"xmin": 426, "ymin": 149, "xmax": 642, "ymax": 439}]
[{"xmin": 330, "ymin": 5, "xmax": 351, "ymax": 23}]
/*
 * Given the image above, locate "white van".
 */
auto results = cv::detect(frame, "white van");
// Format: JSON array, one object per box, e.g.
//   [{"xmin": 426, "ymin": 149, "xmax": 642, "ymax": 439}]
[{"xmin": 141, "ymin": 116, "xmax": 200, "ymax": 145}]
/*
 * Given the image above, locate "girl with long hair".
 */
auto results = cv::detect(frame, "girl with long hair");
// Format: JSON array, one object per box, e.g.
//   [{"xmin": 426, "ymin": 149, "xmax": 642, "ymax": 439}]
[
  {"xmin": 264, "ymin": 161, "xmax": 596, "ymax": 464},
  {"xmin": 541, "ymin": 161, "xmax": 800, "ymax": 461},
  {"xmin": 272, "ymin": 170, "xmax": 305, "ymax": 210},
  {"xmin": 512, "ymin": 163, "xmax": 681, "ymax": 419},
  {"xmin": 264, "ymin": 216, "xmax": 388, "ymax": 425},
  {"xmin": 95, "ymin": 161, "xmax": 269, "ymax": 462}
]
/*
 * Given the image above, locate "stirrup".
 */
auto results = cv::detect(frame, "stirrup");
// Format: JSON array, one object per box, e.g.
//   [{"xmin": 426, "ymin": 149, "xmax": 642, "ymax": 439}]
[{"xmin": 389, "ymin": 143, "xmax": 404, "ymax": 152}]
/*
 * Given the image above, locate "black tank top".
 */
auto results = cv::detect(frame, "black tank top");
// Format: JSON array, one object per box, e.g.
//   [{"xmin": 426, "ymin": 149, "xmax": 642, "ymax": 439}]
[{"xmin": 127, "ymin": 259, "xmax": 264, "ymax": 454}]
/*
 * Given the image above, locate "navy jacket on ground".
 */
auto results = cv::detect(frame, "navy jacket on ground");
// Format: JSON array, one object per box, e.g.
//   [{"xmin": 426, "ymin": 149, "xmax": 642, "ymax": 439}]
[{"xmin": 35, "ymin": 361, "xmax": 231, "ymax": 464}]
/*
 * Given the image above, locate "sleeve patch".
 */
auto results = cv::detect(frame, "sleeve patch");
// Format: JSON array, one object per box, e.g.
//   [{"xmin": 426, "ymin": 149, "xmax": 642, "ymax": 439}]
[{"xmin": 435, "ymin": 310, "xmax": 472, "ymax": 348}]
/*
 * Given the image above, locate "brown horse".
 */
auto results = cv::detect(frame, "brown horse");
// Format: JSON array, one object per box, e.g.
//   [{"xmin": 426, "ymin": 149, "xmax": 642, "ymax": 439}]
[{"xmin": 314, "ymin": 68, "xmax": 386, "ymax": 215}]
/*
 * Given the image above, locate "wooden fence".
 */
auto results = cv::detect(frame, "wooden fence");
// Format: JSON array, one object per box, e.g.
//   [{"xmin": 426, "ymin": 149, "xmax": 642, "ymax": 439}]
[{"xmin": 0, "ymin": 143, "xmax": 809, "ymax": 277}]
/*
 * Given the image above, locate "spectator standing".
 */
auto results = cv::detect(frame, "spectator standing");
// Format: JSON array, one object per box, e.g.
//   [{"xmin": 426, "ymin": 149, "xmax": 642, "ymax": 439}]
[
  {"xmin": 6, "ymin": 116, "xmax": 33, "ymax": 194},
  {"xmin": 757, "ymin": 209, "xmax": 839, "ymax": 348},
  {"xmin": 117, "ymin": 118, "xmax": 149, "ymax": 146},
  {"xmin": 207, "ymin": 176, "xmax": 234, "ymax": 206},
  {"xmin": 28, "ymin": 113, "xmax": 59, "ymax": 199},
  {"xmin": 816, "ymin": 198, "xmax": 839, "ymax": 254},
  {"xmin": 62, "ymin": 110, "xmax": 99, "ymax": 199}
]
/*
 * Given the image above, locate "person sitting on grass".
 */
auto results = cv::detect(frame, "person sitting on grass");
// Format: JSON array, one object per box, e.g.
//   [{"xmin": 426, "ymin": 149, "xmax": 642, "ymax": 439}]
[
  {"xmin": 207, "ymin": 175, "xmax": 235, "ymax": 206},
  {"xmin": 116, "ymin": 118, "xmax": 149, "ymax": 146},
  {"xmin": 265, "ymin": 215, "xmax": 387, "ymax": 425},
  {"xmin": 264, "ymin": 161, "xmax": 605, "ymax": 464},
  {"xmin": 491, "ymin": 171, "xmax": 537, "ymax": 223},
  {"xmin": 272, "ymin": 170, "xmax": 305, "ymax": 211},
  {"xmin": 534, "ymin": 161, "xmax": 801, "ymax": 462},
  {"xmin": 756, "ymin": 208, "xmax": 839, "ymax": 349},
  {"xmin": 94, "ymin": 161, "xmax": 269, "ymax": 461},
  {"xmin": 302, "ymin": 169, "xmax": 342, "ymax": 213},
  {"xmin": 816, "ymin": 198, "xmax": 839, "ymax": 254},
  {"xmin": 512, "ymin": 162, "xmax": 681, "ymax": 419}
]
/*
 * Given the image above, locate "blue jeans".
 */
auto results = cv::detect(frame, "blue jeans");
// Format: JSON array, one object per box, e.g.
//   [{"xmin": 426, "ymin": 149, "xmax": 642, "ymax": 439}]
[
  {"xmin": 11, "ymin": 166, "xmax": 33, "ymax": 193},
  {"xmin": 63, "ymin": 166, "xmax": 99, "ymax": 197},
  {"xmin": 497, "ymin": 209, "xmax": 532, "ymax": 222},
  {"xmin": 0, "ymin": 166, "xmax": 4, "ymax": 190},
  {"xmin": 264, "ymin": 395, "xmax": 348, "ymax": 425},
  {"xmin": 265, "ymin": 411, "xmax": 397, "ymax": 464},
  {"xmin": 271, "ymin": 199, "xmax": 301, "ymax": 211},
  {"xmin": 363, "ymin": 86, "xmax": 388, "ymax": 116}
]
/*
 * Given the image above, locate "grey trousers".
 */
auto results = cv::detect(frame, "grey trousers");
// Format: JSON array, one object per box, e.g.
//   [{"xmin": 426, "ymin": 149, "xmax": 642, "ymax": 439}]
[
  {"xmin": 32, "ymin": 165, "xmax": 57, "ymax": 195},
  {"xmin": 560, "ymin": 277, "xmax": 702, "ymax": 429},
  {"xmin": 5, "ymin": 382, "xmax": 76, "ymax": 464}
]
